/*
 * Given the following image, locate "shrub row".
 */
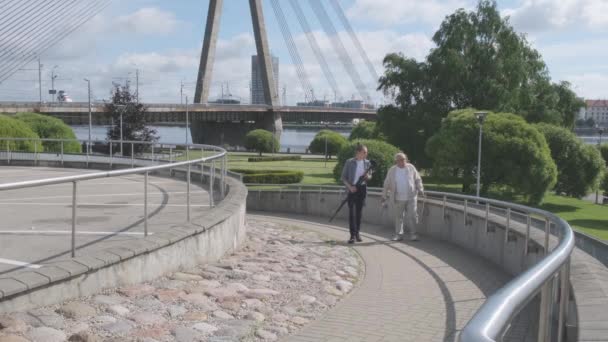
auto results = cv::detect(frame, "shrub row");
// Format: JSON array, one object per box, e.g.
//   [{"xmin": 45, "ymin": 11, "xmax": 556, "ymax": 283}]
[
  {"xmin": 231, "ymin": 169, "xmax": 304, "ymax": 184},
  {"xmin": 247, "ymin": 155, "xmax": 302, "ymax": 162}
]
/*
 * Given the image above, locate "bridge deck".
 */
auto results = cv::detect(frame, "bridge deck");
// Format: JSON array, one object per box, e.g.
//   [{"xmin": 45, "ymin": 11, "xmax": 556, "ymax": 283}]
[{"xmin": 251, "ymin": 214, "xmax": 537, "ymax": 342}]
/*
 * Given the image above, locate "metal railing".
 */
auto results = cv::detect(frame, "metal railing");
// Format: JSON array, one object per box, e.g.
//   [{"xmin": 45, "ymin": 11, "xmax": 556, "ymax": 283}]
[
  {"xmin": 245, "ymin": 184, "xmax": 575, "ymax": 342},
  {"xmin": 0, "ymin": 137, "xmax": 229, "ymax": 258}
]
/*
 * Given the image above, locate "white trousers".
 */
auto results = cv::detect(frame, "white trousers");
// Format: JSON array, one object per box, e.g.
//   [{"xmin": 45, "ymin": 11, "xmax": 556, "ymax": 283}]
[{"xmin": 394, "ymin": 199, "xmax": 418, "ymax": 236}]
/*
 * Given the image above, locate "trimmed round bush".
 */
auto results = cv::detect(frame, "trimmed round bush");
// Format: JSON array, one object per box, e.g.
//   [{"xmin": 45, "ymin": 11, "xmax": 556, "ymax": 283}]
[
  {"xmin": 231, "ymin": 169, "xmax": 304, "ymax": 184},
  {"xmin": 308, "ymin": 130, "xmax": 347, "ymax": 158},
  {"xmin": 244, "ymin": 129, "xmax": 279, "ymax": 156},
  {"xmin": 0, "ymin": 114, "xmax": 43, "ymax": 152},
  {"xmin": 15, "ymin": 112, "xmax": 80, "ymax": 153},
  {"xmin": 333, "ymin": 139, "xmax": 400, "ymax": 187},
  {"xmin": 349, "ymin": 121, "xmax": 381, "ymax": 140}
]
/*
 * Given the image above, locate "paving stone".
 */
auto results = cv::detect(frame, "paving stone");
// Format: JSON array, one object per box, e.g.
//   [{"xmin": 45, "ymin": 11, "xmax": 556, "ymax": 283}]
[
  {"xmin": 0, "ymin": 336, "xmax": 30, "ymax": 342},
  {"xmin": 172, "ymin": 327, "xmax": 200, "ymax": 342},
  {"xmin": 191, "ymin": 322, "xmax": 218, "ymax": 335},
  {"xmin": 27, "ymin": 327, "xmax": 66, "ymax": 342},
  {"xmin": 56, "ymin": 302, "xmax": 96, "ymax": 319},
  {"xmin": 130, "ymin": 312, "xmax": 167, "ymax": 325}
]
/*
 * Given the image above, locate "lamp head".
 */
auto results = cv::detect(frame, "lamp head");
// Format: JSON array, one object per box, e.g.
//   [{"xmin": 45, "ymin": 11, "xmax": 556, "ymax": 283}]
[{"xmin": 475, "ymin": 111, "xmax": 488, "ymax": 124}]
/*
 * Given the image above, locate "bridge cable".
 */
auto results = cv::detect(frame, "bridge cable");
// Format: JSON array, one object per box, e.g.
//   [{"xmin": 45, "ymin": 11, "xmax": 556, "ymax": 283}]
[
  {"xmin": 0, "ymin": 0, "xmax": 111, "ymax": 83},
  {"xmin": 288, "ymin": 0, "xmax": 342, "ymax": 101},
  {"xmin": 328, "ymin": 0, "xmax": 378, "ymax": 83},
  {"xmin": 309, "ymin": 0, "xmax": 370, "ymax": 101},
  {"xmin": 0, "ymin": 0, "xmax": 80, "ymax": 52},
  {"xmin": 0, "ymin": 0, "xmax": 105, "ymax": 77},
  {"xmin": 0, "ymin": 0, "xmax": 110, "ymax": 80},
  {"xmin": 0, "ymin": 0, "xmax": 33, "ymax": 31},
  {"xmin": 269, "ymin": 0, "xmax": 315, "ymax": 103}
]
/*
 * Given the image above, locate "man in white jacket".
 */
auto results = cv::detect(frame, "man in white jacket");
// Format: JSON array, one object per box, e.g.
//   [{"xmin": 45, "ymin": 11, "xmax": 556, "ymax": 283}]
[{"xmin": 381, "ymin": 152, "xmax": 424, "ymax": 241}]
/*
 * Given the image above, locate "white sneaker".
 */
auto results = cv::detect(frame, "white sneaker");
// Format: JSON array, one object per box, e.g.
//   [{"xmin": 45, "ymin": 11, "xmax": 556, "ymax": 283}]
[{"xmin": 391, "ymin": 235, "xmax": 403, "ymax": 241}]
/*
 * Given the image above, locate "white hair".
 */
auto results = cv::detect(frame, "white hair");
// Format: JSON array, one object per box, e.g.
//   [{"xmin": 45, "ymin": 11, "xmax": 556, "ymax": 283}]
[{"xmin": 394, "ymin": 152, "xmax": 407, "ymax": 161}]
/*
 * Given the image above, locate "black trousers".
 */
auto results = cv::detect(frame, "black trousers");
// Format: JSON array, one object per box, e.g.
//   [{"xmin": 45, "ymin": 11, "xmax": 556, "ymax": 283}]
[{"xmin": 347, "ymin": 186, "xmax": 366, "ymax": 237}]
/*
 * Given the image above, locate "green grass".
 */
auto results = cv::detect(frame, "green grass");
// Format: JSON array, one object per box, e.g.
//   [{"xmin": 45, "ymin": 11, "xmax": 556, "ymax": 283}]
[{"xmin": 180, "ymin": 151, "xmax": 338, "ymax": 185}]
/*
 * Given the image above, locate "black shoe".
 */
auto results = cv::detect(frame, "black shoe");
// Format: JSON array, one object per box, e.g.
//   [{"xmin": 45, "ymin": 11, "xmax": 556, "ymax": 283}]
[
  {"xmin": 348, "ymin": 237, "xmax": 355, "ymax": 244},
  {"xmin": 355, "ymin": 234, "xmax": 363, "ymax": 242}
]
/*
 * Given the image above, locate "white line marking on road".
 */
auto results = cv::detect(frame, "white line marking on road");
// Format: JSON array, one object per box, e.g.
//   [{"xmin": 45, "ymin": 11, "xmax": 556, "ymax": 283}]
[
  {"xmin": 0, "ymin": 258, "xmax": 42, "ymax": 269},
  {"xmin": 0, "ymin": 202, "xmax": 209, "ymax": 207},
  {"xmin": 0, "ymin": 230, "xmax": 154, "ymax": 236},
  {"xmin": 0, "ymin": 191, "xmax": 208, "ymax": 202}
]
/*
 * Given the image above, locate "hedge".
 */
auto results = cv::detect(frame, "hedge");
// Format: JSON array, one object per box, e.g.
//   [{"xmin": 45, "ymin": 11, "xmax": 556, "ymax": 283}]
[
  {"xmin": 231, "ymin": 169, "xmax": 304, "ymax": 184},
  {"xmin": 247, "ymin": 155, "xmax": 302, "ymax": 162},
  {"xmin": 333, "ymin": 139, "xmax": 401, "ymax": 187},
  {"xmin": 0, "ymin": 115, "xmax": 43, "ymax": 152},
  {"xmin": 15, "ymin": 112, "xmax": 80, "ymax": 153}
]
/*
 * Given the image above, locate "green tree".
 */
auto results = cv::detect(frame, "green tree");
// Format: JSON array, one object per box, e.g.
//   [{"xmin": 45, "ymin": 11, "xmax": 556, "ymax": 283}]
[
  {"xmin": 308, "ymin": 130, "xmax": 347, "ymax": 158},
  {"xmin": 333, "ymin": 139, "xmax": 400, "ymax": 188},
  {"xmin": 244, "ymin": 129, "xmax": 279, "ymax": 156},
  {"xmin": 426, "ymin": 109, "xmax": 557, "ymax": 204},
  {"xmin": 15, "ymin": 112, "xmax": 80, "ymax": 153},
  {"xmin": 0, "ymin": 115, "xmax": 43, "ymax": 152},
  {"xmin": 599, "ymin": 143, "xmax": 608, "ymax": 166},
  {"xmin": 105, "ymin": 83, "xmax": 158, "ymax": 156},
  {"xmin": 602, "ymin": 171, "xmax": 608, "ymax": 195},
  {"xmin": 535, "ymin": 123, "xmax": 604, "ymax": 198},
  {"xmin": 377, "ymin": 0, "xmax": 582, "ymax": 166},
  {"xmin": 349, "ymin": 121, "xmax": 382, "ymax": 140}
]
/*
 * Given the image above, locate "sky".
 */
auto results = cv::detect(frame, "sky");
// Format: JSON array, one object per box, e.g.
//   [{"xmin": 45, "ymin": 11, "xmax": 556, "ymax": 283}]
[{"xmin": 1, "ymin": 0, "xmax": 607, "ymax": 105}]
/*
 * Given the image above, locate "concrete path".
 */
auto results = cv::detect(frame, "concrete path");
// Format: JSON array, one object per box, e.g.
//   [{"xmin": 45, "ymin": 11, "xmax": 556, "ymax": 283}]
[
  {"xmin": 250, "ymin": 213, "xmax": 536, "ymax": 342},
  {"xmin": 0, "ymin": 166, "xmax": 210, "ymax": 275}
]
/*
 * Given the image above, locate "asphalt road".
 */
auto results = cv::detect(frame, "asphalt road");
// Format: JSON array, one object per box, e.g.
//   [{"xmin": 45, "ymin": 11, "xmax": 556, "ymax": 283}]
[{"xmin": 0, "ymin": 166, "xmax": 210, "ymax": 275}]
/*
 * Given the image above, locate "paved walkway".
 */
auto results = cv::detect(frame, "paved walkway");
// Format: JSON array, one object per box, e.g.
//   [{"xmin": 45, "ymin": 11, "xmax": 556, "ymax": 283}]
[{"xmin": 250, "ymin": 213, "xmax": 536, "ymax": 342}]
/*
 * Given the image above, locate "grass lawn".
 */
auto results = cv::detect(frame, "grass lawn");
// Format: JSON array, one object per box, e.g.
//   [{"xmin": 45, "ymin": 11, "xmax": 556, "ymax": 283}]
[
  {"xmin": 181, "ymin": 151, "xmax": 339, "ymax": 185},
  {"xmin": 181, "ymin": 151, "xmax": 607, "ymax": 241}
]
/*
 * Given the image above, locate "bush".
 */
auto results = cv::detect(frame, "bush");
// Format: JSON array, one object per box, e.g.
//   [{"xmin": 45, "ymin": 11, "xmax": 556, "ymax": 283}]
[
  {"xmin": 602, "ymin": 170, "xmax": 608, "ymax": 195},
  {"xmin": 349, "ymin": 121, "xmax": 382, "ymax": 140},
  {"xmin": 600, "ymin": 143, "xmax": 608, "ymax": 167},
  {"xmin": 247, "ymin": 155, "xmax": 302, "ymax": 162},
  {"xmin": 231, "ymin": 169, "xmax": 304, "ymax": 184},
  {"xmin": 308, "ymin": 130, "xmax": 347, "ymax": 158},
  {"xmin": 535, "ymin": 123, "xmax": 604, "ymax": 198},
  {"xmin": 15, "ymin": 112, "xmax": 80, "ymax": 153},
  {"xmin": 244, "ymin": 129, "xmax": 279, "ymax": 156},
  {"xmin": 426, "ymin": 109, "xmax": 557, "ymax": 204},
  {"xmin": 333, "ymin": 139, "xmax": 400, "ymax": 188},
  {"xmin": 0, "ymin": 115, "xmax": 43, "ymax": 152}
]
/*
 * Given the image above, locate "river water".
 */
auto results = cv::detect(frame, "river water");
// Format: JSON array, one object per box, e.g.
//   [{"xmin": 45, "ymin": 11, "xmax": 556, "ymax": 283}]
[{"xmin": 71, "ymin": 125, "xmax": 351, "ymax": 153}]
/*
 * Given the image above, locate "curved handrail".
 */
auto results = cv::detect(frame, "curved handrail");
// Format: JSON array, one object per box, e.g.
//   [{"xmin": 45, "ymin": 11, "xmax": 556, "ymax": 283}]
[{"xmin": 246, "ymin": 185, "xmax": 575, "ymax": 341}]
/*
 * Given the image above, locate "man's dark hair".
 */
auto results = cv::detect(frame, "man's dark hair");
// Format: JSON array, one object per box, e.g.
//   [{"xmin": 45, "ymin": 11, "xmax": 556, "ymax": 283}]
[{"xmin": 355, "ymin": 143, "xmax": 367, "ymax": 153}]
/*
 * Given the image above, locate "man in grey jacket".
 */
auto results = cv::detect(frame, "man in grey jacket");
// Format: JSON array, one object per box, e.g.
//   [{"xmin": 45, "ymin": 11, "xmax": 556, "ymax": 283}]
[
  {"xmin": 381, "ymin": 152, "xmax": 424, "ymax": 241},
  {"xmin": 340, "ymin": 144, "xmax": 372, "ymax": 244}
]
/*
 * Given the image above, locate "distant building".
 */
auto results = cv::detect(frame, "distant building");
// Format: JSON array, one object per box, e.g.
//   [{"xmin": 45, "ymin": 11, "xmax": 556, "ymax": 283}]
[
  {"xmin": 296, "ymin": 100, "xmax": 329, "ymax": 107},
  {"xmin": 580, "ymin": 99, "xmax": 608, "ymax": 125},
  {"xmin": 331, "ymin": 100, "xmax": 375, "ymax": 110},
  {"xmin": 251, "ymin": 55, "xmax": 279, "ymax": 105}
]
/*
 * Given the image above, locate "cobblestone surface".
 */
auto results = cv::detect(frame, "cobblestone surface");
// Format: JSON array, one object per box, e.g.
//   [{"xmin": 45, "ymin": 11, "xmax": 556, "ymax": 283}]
[{"xmin": 0, "ymin": 218, "xmax": 363, "ymax": 342}]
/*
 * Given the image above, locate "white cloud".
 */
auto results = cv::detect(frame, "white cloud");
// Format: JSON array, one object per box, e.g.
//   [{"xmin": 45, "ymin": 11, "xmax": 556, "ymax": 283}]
[
  {"xmin": 567, "ymin": 73, "xmax": 608, "ymax": 99},
  {"xmin": 505, "ymin": 0, "xmax": 608, "ymax": 32},
  {"xmin": 115, "ymin": 7, "xmax": 180, "ymax": 35},
  {"xmin": 348, "ymin": 0, "xmax": 470, "ymax": 26}
]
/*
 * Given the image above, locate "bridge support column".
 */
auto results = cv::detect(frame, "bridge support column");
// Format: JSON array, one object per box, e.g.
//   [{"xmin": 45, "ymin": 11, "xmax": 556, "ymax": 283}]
[{"xmin": 257, "ymin": 110, "xmax": 283, "ymax": 142}]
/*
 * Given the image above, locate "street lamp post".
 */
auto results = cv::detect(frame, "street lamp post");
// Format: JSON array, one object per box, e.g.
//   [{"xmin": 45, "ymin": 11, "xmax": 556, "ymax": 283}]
[
  {"xmin": 51, "ymin": 65, "xmax": 58, "ymax": 102},
  {"xmin": 475, "ymin": 112, "xmax": 488, "ymax": 198},
  {"xmin": 596, "ymin": 126, "xmax": 604, "ymax": 204},
  {"xmin": 114, "ymin": 104, "xmax": 127, "ymax": 155},
  {"xmin": 84, "ymin": 79, "xmax": 91, "ymax": 153}
]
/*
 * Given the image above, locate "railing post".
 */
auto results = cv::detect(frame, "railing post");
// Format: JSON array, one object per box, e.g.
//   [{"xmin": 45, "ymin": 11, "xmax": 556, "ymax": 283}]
[
  {"xmin": 442, "ymin": 195, "xmax": 447, "ymax": 220},
  {"xmin": 545, "ymin": 218, "xmax": 550, "ymax": 254},
  {"xmin": 71, "ymin": 181, "xmax": 78, "ymax": 258},
  {"xmin": 525, "ymin": 214, "xmax": 531, "ymax": 255},
  {"xmin": 557, "ymin": 260, "xmax": 571, "ymax": 342},
  {"xmin": 187, "ymin": 164, "xmax": 191, "ymax": 222},
  {"xmin": 221, "ymin": 154, "xmax": 226, "ymax": 199},
  {"xmin": 484, "ymin": 202, "xmax": 490, "ymax": 233},
  {"xmin": 208, "ymin": 160, "xmax": 214, "ymax": 208},
  {"xmin": 169, "ymin": 147, "xmax": 173, "ymax": 175},
  {"xmin": 6, "ymin": 140, "xmax": 10, "ymax": 164},
  {"xmin": 34, "ymin": 141, "xmax": 37, "ymax": 166},
  {"xmin": 86, "ymin": 142, "xmax": 89, "ymax": 167},
  {"xmin": 60, "ymin": 140, "xmax": 64, "ymax": 166},
  {"xmin": 210, "ymin": 160, "xmax": 215, "ymax": 208},
  {"xmin": 131, "ymin": 143, "xmax": 134, "ymax": 168},
  {"xmin": 151, "ymin": 144, "xmax": 155, "ymax": 161},
  {"xmin": 200, "ymin": 148, "xmax": 205, "ymax": 183},
  {"xmin": 144, "ymin": 171, "xmax": 148, "ymax": 237},
  {"xmin": 505, "ymin": 208, "xmax": 511, "ymax": 243},
  {"xmin": 464, "ymin": 199, "xmax": 468, "ymax": 226},
  {"xmin": 538, "ymin": 279, "xmax": 555, "ymax": 342}
]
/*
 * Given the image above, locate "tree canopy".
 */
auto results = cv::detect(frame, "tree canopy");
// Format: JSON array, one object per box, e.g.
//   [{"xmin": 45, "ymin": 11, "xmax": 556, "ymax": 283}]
[
  {"xmin": 349, "ymin": 121, "xmax": 382, "ymax": 140},
  {"xmin": 244, "ymin": 129, "xmax": 279, "ymax": 156},
  {"xmin": 0, "ymin": 115, "xmax": 43, "ymax": 152},
  {"xmin": 105, "ymin": 83, "xmax": 158, "ymax": 155},
  {"xmin": 377, "ymin": 0, "xmax": 583, "ymax": 166},
  {"xmin": 426, "ymin": 109, "xmax": 557, "ymax": 204},
  {"xmin": 15, "ymin": 112, "xmax": 80, "ymax": 153},
  {"xmin": 308, "ymin": 129, "xmax": 347, "ymax": 158},
  {"xmin": 535, "ymin": 123, "xmax": 604, "ymax": 198}
]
